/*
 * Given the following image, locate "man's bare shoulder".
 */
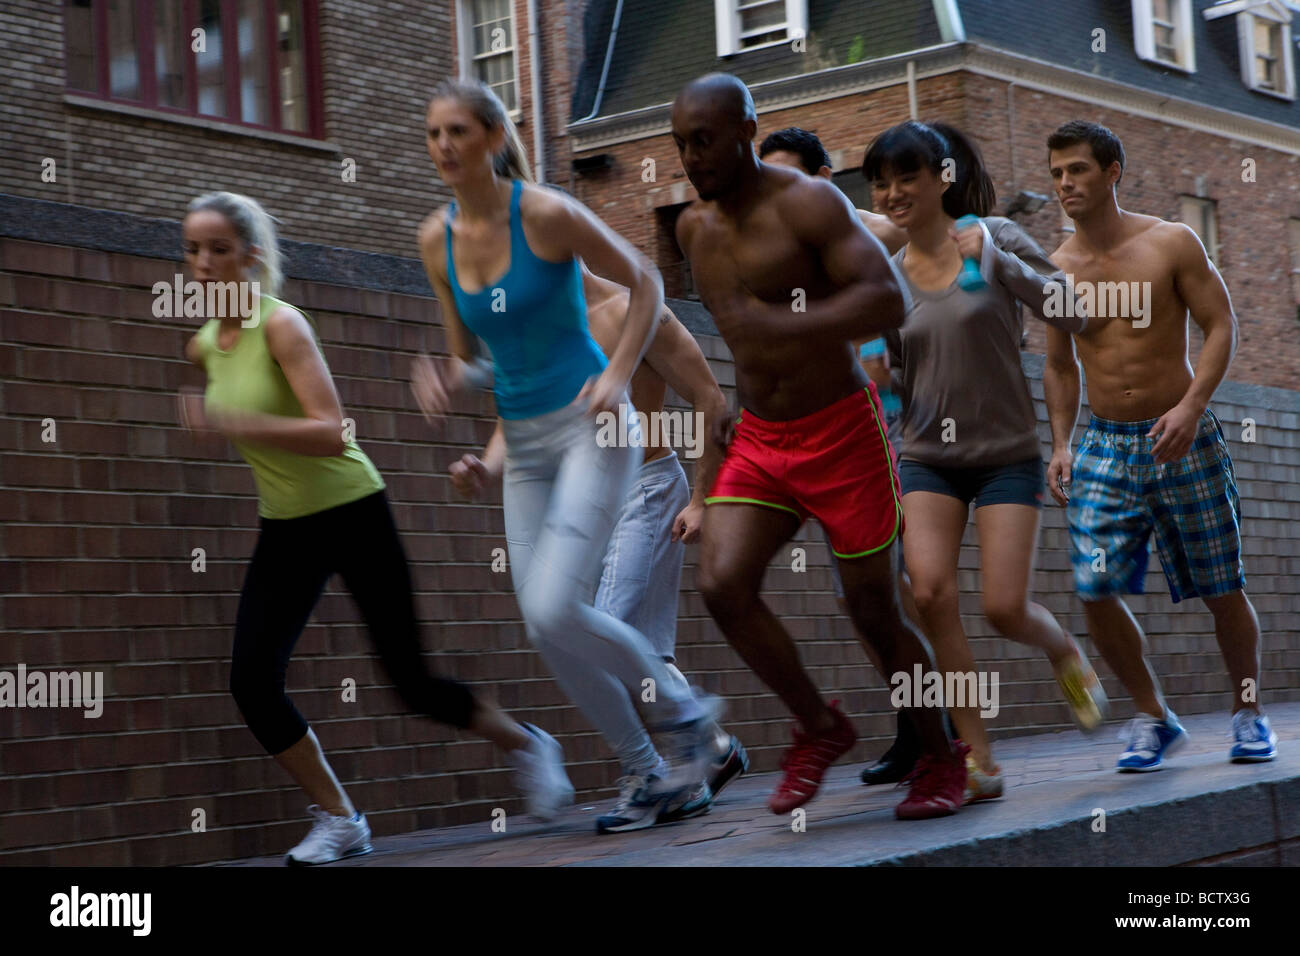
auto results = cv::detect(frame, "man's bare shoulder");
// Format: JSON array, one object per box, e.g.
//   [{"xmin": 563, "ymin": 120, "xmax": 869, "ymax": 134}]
[
  {"xmin": 1139, "ymin": 216, "xmax": 1203, "ymax": 259},
  {"xmin": 857, "ymin": 209, "xmax": 905, "ymax": 253},
  {"xmin": 675, "ymin": 200, "xmax": 709, "ymax": 247},
  {"xmin": 1051, "ymin": 212, "xmax": 1177, "ymax": 262},
  {"xmin": 1123, "ymin": 211, "xmax": 1182, "ymax": 244},
  {"xmin": 770, "ymin": 168, "xmax": 855, "ymax": 240},
  {"xmin": 772, "ymin": 166, "xmax": 843, "ymax": 211}
]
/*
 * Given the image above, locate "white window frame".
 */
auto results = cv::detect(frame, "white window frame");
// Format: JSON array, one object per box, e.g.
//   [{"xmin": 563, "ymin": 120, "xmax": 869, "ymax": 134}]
[
  {"xmin": 1180, "ymin": 195, "xmax": 1219, "ymax": 265},
  {"xmin": 1204, "ymin": 1, "xmax": 1296, "ymax": 99},
  {"xmin": 715, "ymin": 0, "xmax": 808, "ymax": 58},
  {"xmin": 1133, "ymin": 0, "xmax": 1197, "ymax": 72},
  {"xmin": 1288, "ymin": 217, "xmax": 1300, "ymax": 306},
  {"xmin": 457, "ymin": 0, "xmax": 522, "ymax": 118}
]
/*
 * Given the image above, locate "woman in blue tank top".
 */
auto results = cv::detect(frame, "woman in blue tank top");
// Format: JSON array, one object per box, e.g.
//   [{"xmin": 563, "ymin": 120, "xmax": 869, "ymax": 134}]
[{"xmin": 412, "ymin": 79, "xmax": 716, "ymax": 823}]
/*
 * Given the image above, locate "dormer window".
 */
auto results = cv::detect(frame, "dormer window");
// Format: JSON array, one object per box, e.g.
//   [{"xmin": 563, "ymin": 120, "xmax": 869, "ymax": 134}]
[
  {"xmin": 715, "ymin": 0, "xmax": 808, "ymax": 57},
  {"xmin": 1133, "ymin": 0, "xmax": 1197, "ymax": 71},
  {"xmin": 1204, "ymin": 1, "xmax": 1296, "ymax": 99}
]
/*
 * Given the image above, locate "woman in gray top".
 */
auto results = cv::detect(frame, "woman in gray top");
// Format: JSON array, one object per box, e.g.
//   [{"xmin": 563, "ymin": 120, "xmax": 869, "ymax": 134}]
[{"xmin": 862, "ymin": 120, "xmax": 1108, "ymax": 801}]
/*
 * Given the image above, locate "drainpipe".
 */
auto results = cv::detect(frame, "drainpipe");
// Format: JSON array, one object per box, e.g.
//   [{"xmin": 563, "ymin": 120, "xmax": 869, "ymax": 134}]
[
  {"xmin": 906, "ymin": 60, "xmax": 918, "ymax": 119},
  {"xmin": 528, "ymin": 0, "xmax": 545, "ymax": 184},
  {"xmin": 1007, "ymin": 79, "xmax": 1018, "ymax": 187},
  {"xmin": 578, "ymin": 0, "xmax": 625, "ymax": 123}
]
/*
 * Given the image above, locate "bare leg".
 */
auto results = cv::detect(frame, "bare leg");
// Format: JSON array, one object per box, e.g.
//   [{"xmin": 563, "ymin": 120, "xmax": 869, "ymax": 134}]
[
  {"xmin": 897, "ymin": 491, "xmax": 977, "ymax": 763},
  {"xmin": 1082, "ymin": 596, "xmax": 1165, "ymax": 718},
  {"xmin": 273, "ymin": 729, "xmax": 355, "ymax": 817},
  {"xmin": 1202, "ymin": 590, "xmax": 1263, "ymax": 715},
  {"xmin": 973, "ymin": 503, "xmax": 1076, "ymax": 663},
  {"xmin": 469, "ymin": 697, "xmax": 534, "ymax": 751},
  {"xmin": 837, "ymin": 546, "xmax": 959, "ymax": 764},
  {"xmin": 697, "ymin": 503, "xmax": 836, "ymax": 733},
  {"xmin": 836, "ymin": 564, "xmax": 921, "ymax": 671}
]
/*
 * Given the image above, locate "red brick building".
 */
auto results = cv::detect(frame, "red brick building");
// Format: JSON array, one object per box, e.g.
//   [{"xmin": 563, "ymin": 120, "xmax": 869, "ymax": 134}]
[{"xmin": 536, "ymin": 0, "xmax": 1300, "ymax": 390}]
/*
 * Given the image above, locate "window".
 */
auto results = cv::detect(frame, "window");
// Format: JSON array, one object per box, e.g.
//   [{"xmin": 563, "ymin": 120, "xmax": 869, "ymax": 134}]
[
  {"xmin": 656, "ymin": 203, "xmax": 697, "ymax": 300},
  {"xmin": 1133, "ymin": 0, "xmax": 1196, "ymax": 71},
  {"xmin": 1254, "ymin": 16, "xmax": 1283, "ymax": 87},
  {"xmin": 715, "ymin": 0, "xmax": 809, "ymax": 57},
  {"xmin": 1288, "ymin": 218, "xmax": 1300, "ymax": 309},
  {"xmin": 832, "ymin": 169, "xmax": 870, "ymax": 210},
  {"xmin": 459, "ymin": 0, "xmax": 518, "ymax": 114},
  {"xmin": 1204, "ymin": 1, "xmax": 1296, "ymax": 98},
  {"xmin": 62, "ymin": 0, "xmax": 320, "ymax": 136},
  {"xmin": 1180, "ymin": 196, "xmax": 1219, "ymax": 265}
]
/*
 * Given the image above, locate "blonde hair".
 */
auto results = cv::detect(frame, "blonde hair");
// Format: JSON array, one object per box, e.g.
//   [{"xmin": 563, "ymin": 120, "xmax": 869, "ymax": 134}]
[
  {"xmin": 431, "ymin": 78, "xmax": 534, "ymax": 183},
  {"xmin": 186, "ymin": 191, "xmax": 284, "ymax": 295}
]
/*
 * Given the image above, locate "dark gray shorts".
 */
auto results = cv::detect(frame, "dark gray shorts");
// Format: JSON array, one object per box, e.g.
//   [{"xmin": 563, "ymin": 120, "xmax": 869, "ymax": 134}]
[{"xmin": 899, "ymin": 456, "xmax": 1045, "ymax": 509}]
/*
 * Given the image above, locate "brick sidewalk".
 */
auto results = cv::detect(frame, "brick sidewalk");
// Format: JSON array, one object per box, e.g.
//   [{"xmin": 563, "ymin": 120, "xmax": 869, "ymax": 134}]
[{"xmin": 222, "ymin": 702, "xmax": 1300, "ymax": 867}]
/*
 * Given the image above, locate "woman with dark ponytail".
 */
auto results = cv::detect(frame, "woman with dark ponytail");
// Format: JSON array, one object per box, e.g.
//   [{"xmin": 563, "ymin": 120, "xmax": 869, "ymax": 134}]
[{"xmin": 858, "ymin": 120, "xmax": 1109, "ymax": 802}]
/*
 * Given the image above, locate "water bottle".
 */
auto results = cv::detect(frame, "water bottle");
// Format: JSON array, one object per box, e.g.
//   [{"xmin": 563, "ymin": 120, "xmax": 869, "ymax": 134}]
[{"xmin": 954, "ymin": 214, "xmax": 987, "ymax": 291}]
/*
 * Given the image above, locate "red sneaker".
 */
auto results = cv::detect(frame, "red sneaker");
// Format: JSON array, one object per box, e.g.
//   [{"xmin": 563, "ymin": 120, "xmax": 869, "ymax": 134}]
[
  {"xmin": 895, "ymin": 739, "xmax": 970, "ymax": 820},
  {"xmin": 768, "ymin": 701, "xmax": 857, "ymax": 814}
]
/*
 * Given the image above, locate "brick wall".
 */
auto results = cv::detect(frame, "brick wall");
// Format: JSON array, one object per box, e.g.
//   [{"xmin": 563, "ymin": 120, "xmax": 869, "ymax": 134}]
[
  {"xmin": 0, "ymin": 0, "xmax": 457, "ymax": 259},
  {"xmin": 1, "ymin": 197, "xmax": 1297, "ymax": 864},
  {"xmin": 564, "ymin": 71, "xmax": 1300, "ymax": 392}
]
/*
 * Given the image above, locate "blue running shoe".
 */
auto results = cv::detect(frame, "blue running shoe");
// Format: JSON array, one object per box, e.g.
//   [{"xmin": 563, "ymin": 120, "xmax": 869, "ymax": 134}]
[
  {"xmin": 1117, "ymin": 711, "xmax": 1187, "ymax": 772},
  {"xmin": 657, "ymin": 780, "xmax": 714, "ymax": 824},
  {"xmin": 1229, "ymin": 711, "xmax": 1277, "ymax": 762},
  {"xmin": 596, "ymin": 773, "xmax": 661, "ymax": 834}
]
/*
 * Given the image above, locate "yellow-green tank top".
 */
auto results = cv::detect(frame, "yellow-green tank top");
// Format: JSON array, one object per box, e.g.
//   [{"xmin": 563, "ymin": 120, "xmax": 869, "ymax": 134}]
[{"xmin": 195, "ymin": 295, "xmax": 384, "ymax": 519}]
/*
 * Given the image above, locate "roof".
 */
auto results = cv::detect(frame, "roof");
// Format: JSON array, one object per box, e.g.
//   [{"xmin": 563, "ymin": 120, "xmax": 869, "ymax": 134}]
[
  {"xmin": 956, "ymin": 0, "xmax": 1300, "ymax": 129},
  {"xmin": 570, "ymin": 0, "xmax": 943, "ymax": 122},
  {"xmin": 570, "ymin": 0, "xmax": 1300, "ymax": 130}
]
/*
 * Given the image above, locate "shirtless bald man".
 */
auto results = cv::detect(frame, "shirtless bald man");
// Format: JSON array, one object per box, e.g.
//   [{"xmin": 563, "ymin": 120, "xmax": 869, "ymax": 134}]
[
  {"xmin": 672, "ymin": 73, "xmax": 967, "ymax": 820},
  {"xmin": 1044, "ymin": 120, "xmax": 1276, "ymax": 771}
]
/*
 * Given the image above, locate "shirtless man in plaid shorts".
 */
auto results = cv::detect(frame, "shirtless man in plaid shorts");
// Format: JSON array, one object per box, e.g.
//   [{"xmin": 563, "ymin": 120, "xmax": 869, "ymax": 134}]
[{"xmin": 1043, "ymin": 121, "xmax": 1276, "ymax": 771}]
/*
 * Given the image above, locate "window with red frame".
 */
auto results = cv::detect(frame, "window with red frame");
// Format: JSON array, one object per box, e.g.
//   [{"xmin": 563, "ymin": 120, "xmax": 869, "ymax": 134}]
[{"xmin": 64, "ymin": 0, "xmax": 322, "ymax": 137}]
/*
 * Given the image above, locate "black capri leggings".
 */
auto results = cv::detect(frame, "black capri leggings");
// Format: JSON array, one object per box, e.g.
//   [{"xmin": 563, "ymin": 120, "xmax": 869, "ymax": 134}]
[{"xmin": 229, "ymin": 489, "xmax": 476, "ymax": 755}]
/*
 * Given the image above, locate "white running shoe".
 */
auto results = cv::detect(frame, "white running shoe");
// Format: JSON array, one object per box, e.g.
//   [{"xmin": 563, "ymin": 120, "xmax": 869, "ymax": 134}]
[
  {"xmin": 649, "ymin": 715, "xmax": 717, "ymax": 796},
  {"xmin": 511, "ymin": 723, "xmax": 575, "ymax": 821},
  {"xmin": 285, "ymin": 805, "xmax": 372, "ymax": 866}
]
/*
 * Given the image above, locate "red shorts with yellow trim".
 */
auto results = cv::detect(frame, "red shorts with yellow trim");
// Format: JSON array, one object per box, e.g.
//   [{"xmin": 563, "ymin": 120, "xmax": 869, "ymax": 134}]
[{"xmin": 705, "ymin": 385, "xmax": 904, "ymax": 558}]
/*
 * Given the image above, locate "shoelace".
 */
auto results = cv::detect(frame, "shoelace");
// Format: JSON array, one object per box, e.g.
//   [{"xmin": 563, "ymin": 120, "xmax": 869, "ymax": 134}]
[
  {"xmin": 1231, "ymin": 711, "xmax": 1262, "ymax": 742},
  {"xmin": 1119, "ymin": 717, "xmax": 1161, "ymax": 753},
  {"xmin": 903, "ymin": 753, "xmax": 960, "ymax": 798},
  {"xmin": 779, "ymin": 727, "xmax": 843, "ymax": 778},
  {"xmin": 612, "ymin": 775, "xmax": 647, "ymax": 812}
]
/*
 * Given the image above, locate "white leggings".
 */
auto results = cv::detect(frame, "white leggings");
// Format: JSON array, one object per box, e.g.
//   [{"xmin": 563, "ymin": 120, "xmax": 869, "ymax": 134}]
[{"xmin": 501, "ymin": 397, "xmax": 702, "ymax": 774}]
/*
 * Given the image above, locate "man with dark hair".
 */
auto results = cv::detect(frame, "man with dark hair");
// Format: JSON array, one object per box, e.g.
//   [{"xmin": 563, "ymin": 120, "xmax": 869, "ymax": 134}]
[
  {"xmin": 671, "ymin": 72, "xmax": 968, "ymax": 819},
  {"xmin": 759, "ymin": 127, "xmax": 906, "ymax": 256},
  {"xmin": 758, "ymin": 127, "xmax": 832, "ymax": 178},
  {"xmin": 1046, "ymin": 120, "xmax": 1125, "ymax": 187},
  {"xmin": 1043, "ymin": 121, "xmax": 1275, "ymax": 771}
]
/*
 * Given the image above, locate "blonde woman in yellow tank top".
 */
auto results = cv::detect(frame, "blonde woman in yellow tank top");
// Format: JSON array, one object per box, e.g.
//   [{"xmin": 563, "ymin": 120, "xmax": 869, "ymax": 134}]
[{"xmin": 177, "ymin": 191, "xmax": 572, "ymax": 865}]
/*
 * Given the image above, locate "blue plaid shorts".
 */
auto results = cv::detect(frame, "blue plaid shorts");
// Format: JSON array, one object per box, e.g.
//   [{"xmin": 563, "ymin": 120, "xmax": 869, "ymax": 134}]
[{"xmin": 1067, "ymin": 409, "xmax": 1245, "ymax": 603}]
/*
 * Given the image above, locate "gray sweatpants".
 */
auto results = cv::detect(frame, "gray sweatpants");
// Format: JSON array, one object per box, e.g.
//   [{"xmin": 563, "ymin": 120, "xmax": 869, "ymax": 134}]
[
  {"xmin": 502, "ymin": 399, "xmax": 701, "ymax": 776},
  {"xmin": 594, "ymin": 450, "xmax": 690, "ymax": 662}
]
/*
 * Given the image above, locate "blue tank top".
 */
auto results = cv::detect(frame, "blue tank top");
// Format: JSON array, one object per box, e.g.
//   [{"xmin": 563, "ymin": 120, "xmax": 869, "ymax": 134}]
[{"xmin": 445, "ymin": 179, "xmax": 607, "ymax": 420}]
